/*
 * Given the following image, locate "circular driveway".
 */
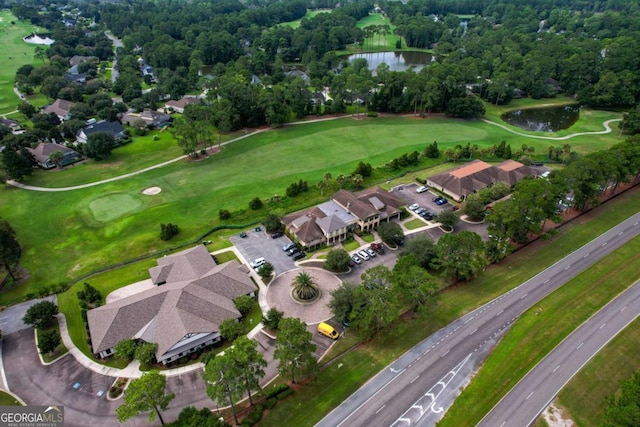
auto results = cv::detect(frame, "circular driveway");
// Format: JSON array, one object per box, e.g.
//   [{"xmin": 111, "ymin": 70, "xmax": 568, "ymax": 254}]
[{"xmin": 266, "ymin": 267, "xmax": 341, "ymax": 325}]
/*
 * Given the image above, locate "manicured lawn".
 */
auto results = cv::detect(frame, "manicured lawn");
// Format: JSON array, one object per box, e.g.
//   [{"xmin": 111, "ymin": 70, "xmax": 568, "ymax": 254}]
[
  {"xmin": 438, "ymin": 234, "xmax": 640, "ymax": 427},
  {"xmin": 258, "ymin": 186, "xmax": 640, "ymax": 426},
  {"xmin": 356, "ymin": 13, "xmax": 401, "ymax": 51},
  {"xmin": 278, "ymin": 9, "xmax": 331, "ymax": 29},
  {"xmin": 0, "ymin": 11, "xmax": 47, "ymax": 114},
  {"xmin": 0, "ymin": 115, "xmax": 624, "ymax": 304},
  {"xmin": 404, "ymin": 218, "xmax": 425, "ymax": 230},
  {"xmin": 0, "ymin": 391, "xmax": 22, "ymax": 406},
  {"xmin": 342, "ymin": 239, "xmax": 360, "ymax": 252},
  {"xmin": 214, "ymin": 250, "xmax": 238, "ymax": 263},
  {"xmin": 553, "ymin": 317, "xmax": 640, "ymax": 426}
]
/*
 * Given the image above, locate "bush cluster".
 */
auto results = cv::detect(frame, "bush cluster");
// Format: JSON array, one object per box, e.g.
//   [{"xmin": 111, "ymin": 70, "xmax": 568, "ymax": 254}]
[
  {"xmin": 160, "ymin": 223, "xmax": 179, "ymax": 240},
  {"xmin": 285, "ymin": 180, "xmax": 309, "ymax": 197}
]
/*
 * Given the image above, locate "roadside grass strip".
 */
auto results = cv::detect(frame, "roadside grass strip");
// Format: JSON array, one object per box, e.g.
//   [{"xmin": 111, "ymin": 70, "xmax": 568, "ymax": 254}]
[
  {"xmin": 258, "ymin": 187, "xmax": 640, "ymax": 427},
  {"xmin": 437, "ymin": 235, "xmax": 640, "ymax": 427}
]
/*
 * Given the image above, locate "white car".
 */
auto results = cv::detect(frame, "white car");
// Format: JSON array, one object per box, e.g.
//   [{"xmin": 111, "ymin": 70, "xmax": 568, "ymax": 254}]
[
  {"xmin": 416, "ymin": 186, "xmax": 428, "ymax": 193},
  {"xmin": 408, "ymin": 203, "xmax": 420, "ymax": 211},
  {"xmin": 357, "ymin": 250, "xmax": 370, "ymax": 261}
]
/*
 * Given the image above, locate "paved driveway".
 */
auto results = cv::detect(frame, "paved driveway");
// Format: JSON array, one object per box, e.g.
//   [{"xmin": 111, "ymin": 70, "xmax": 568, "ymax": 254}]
[
  {"xmin": 230, "ymin": 229, "xmax": 297, "ymax": 275},
  {"xmin": 0, "ymin": 296, "xmax": 57, "ymax": 335},
  {"xmin": 392, "ymin": 183, "xmax": 455, "ymax": 215}
]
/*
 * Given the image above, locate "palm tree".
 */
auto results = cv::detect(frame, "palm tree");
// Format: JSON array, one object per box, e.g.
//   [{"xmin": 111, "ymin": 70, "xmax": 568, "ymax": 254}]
[
  {"xmin": 292, "ymin": 271, "xmax": 319, "ymax": 301},
  {"xmin": 317, "ymin": 180, "xmax": 327, "ymax": 196}
]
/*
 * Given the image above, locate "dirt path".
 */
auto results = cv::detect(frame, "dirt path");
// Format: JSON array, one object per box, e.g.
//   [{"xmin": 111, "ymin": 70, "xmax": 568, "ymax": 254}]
[{"xmin": 6, "ymin": 116, "xmax": 621, "ymax": 192}]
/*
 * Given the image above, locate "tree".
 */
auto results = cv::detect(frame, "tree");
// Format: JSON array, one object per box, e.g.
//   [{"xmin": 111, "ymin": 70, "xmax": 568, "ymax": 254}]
[
  {"xmin": 377, "ymin": 221, "xmax": 404, "ymax": 246},
  {"xmin": 2, "ymin": 147, "xmax": 34, "ymax": 181},
  {"xmin": 263, "ymin": 213, "xmax": 284, "ymax": 233},
  {"xmin": 219, "ymin": 318, "xmax": 244, "ymax": 342},
  {"xmin": 435, "ymin": 231, "xmax": 487, "ymax": 281},
  {"xmin": 23, "ymin": 301, "xmax": 58, "ymax": 329},
  {"xmin": 0, "ymin": 219, "xmax": 21, "ymax": 280},
  {"xmin": 292, "ymin": 271, "xmax": 319, "ymax": 301},
  {"xmin": 436, "ymin": 209, "xmax": 459, "ymax": 230},
  {"xmin": 134, "ymin": 342, "xmax": 158, "ymax": 365},
  {"xmin": 76, "ymin": 282, "xmax": 101, "ymax": 306},
  {"xmin": 399, "ymin": 235, "xmax": 436, "ymax": 269},
  {"xmin": 233, "ymin": 295, "xmax": 254, "ymax": 316},
  {"xmin": 231, "ymin": 336, "xmax": 267, "ymax": 406},
  {"xmin": 173, "ymin": 117, "xmax": 199, "ymax": 158},
  {"xmin": 38, "ymin": 330, "xmax": 61, "ymax": 354},
  {"xmin": 392, "ymin": 255, "xmax": 439, "ymax": 311},
  {"xmin": 463, "ymin": 193, "xmax": 486, "ymax": 219},
  {"xmin": 114, "ymin": 339, "xmax": 137, "ymax": 360},
  {"xmin": 85, "ymin": 132, "xmax": 116, "ymax": 160},
  {"xmin": 218, "ymin": 209, "xmax": 231, "ymax": 220},
  {"xmin": 48, "ymin": 150, "xmax": 64, "ymax": 168},
  {"xmin": 446, "ymin": 96, "xmax": 485, "ymax": 119},
  {"xmin": 117, "ymin": 370, "xmax": 175, "ymax": 426},
  {"xmin": 17, "ymin": 101, "xmax": 36, "ymax": 118},
  {"xmin": 350, "ymin": 265, "xmax": 399, "ymax": 338},
  {"xmin": 328, "ymin": 281, "xmax": 356, "ymax": 325},
  {"xmin": 603, "ymin": 372, "xmax": 640, "ymax": 427},
  {"xmin": 160, "ymin": 223, "xmax": 179, "ymax": 241},
  {"xmin": 257, "ymin": 262, "xmax": 274, "ymax": 281},
  {"xmin": 324, "ymin": 248, "xmax": 352, "ymax": 272},
  {"xmin": 274, "ymin": 317, "xmax": 317, "ymax": 384},
  {"xmin": 169, "ymin": 406, "xmax": 230, "ymax": 427},
  {"xmin": 262, "ymin": 308, "xmax": 284, "ymax": 330},
  {"xmin": 249, "ymin": 197, "xmax": 263, "ymax": 210},
  {"xmin": 203, "ymin": 351, "xmax": 244, "ymax": 425}
]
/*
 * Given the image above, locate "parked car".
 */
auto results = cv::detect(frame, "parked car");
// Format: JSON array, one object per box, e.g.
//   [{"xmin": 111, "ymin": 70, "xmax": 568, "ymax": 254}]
[
  {"xmin": 357, "ymin": 250, "xmax": 370, "ymax": 261},
  {"xmin": 351, "ymin": 255, "xmax": 362, "ymax": 264},
  {"xmin": 432, "ymin": 196, "xmax": 443, "ymax": 203},
  {"xmin": 408, "ymin": 203, "xmax": 420, "ymax": 211},
  {"xmin": 416, "ymin": 207, "xmax": 426, "ymax": 214},
  {"xmin": 271, "ymin": 231, "xmax": 284, "ymax": 238},
  {"xmin": 240, "ymin": 232, "xmax": 247, "ymax": 238},
  {"xmin": 370, "ymin": 242, "xmax": 385, "ymax": 255},
  {"xmin": 287, "ymin": 247, "xmax": 300, "ymax": 256},
  {"xmin": 416, "ymin": 186, "xmax": 428, "ymax": 193},
  {"xmin": 366, "ymin": 248, "xmax": 377, "ymax": 258},
  {"xmin": 292, "ymin": 251, "xmax": 306, "ymax": 261},
  {"xmin": 255, "ymin": 226, "xmax": 262, "ymax": 232},
  {"xmin": 283, "ymin": 242, "xmax": 296, "ymax": 252},
  {"xmin": 436, "ymin": 198, "xmax": 448, "ymax": 205},
  {"xmin": 250, "ymin": 257, "xmax": 266, "ymax": 269}
]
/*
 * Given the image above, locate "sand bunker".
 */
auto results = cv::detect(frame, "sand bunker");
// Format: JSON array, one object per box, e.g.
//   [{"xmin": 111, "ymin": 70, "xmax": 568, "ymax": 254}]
[
  {"xmin": 142, "ymin": 186, "xmax": 162, "ymax": 195},
  {"xmin": 23, "ymin": 34, "xmax": 55, "ymax": 45}
]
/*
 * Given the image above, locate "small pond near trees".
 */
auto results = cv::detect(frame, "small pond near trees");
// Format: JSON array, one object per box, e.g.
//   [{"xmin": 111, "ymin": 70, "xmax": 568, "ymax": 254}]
[{"xmin": 501, "ymin": 104, "xmax": 580, "ymax": 132}]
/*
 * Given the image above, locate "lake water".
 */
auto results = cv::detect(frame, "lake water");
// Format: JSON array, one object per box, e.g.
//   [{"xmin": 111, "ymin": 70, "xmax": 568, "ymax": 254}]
[
  {"xmin": 501, "ymin": 104, "xmax": 580, "ymax": 132},
  {"xmin": 345, "ymin": 51, "xmax": 434, "ymax": 72}
]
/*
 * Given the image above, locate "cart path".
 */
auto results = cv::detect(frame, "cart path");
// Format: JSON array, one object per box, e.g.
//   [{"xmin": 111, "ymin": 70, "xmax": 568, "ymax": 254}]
[
  {"xmin": 481, "ymin": 117, "xmax": 622, "ymax": 140},
  {"xmin": 6, "ymin": 116, "xmax": 622, "ymax": 192}
]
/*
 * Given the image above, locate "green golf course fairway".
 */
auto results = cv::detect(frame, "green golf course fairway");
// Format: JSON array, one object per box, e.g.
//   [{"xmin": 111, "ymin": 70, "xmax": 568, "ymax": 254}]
[{"xmin": 0, "ymin": 115, "xmax": 623, "ymax": 304}]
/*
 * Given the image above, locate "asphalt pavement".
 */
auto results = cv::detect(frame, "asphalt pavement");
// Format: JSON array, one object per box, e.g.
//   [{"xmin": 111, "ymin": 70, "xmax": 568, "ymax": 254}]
[
  {"xmin": 315, "ymin": 211, "xmax": 640, "ymax": 427},
  {"xmin": 479, "ymin": 279, "xmax": 640, "ymax": 427}
]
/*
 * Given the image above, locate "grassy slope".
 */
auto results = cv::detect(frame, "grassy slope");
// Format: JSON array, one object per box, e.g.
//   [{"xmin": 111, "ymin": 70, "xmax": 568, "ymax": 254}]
[
  {"xmin": 278, "ymin": 9, "xmax": 331, "ymax": 29},
  {"xmin": 0, "ymin": 11, "xmax": 47, "ymax": 115},
  {"xmin": 356, "ymin": 13, "xmax": 401, "ymax": 51},
  {"xmin": 0, "ymin": 115, "xmax": 624, "ymax": 303},
  {"xmin": 554, "ymin": 316, "xmax": 640, "ymax": 427},
  {"xmin": 438, "ymin": 235, "xmax": 640, "ymax": 427},
  {"xmin": 258, "ymin": 186, "xmax": 640, "ymax": 426}
]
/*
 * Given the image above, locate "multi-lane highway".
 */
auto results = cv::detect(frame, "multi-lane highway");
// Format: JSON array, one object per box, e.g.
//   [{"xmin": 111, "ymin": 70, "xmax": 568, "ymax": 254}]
[
  {"xmin": 316, "ymin": 211, "xmax": 640, "ymax": 427},
  {"xmin": 479, "ymin": 279, "xmax": 640, "ymax": 427}
]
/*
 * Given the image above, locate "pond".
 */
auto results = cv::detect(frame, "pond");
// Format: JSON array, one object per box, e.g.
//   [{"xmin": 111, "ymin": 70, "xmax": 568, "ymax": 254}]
[
  {"xmin": 345, "ymin": 51, "xmax": 434, "ymax": 72},
  {"xmin": 501, "ymin": 104, "xmax": 580, "ymax": 132}
]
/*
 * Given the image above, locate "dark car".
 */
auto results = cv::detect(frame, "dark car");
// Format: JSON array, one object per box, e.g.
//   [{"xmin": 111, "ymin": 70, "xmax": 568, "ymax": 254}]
[
  {"xmin": 436, "ymin": 198, "xmax": 448, "ymax": 205},
  {"xmin": 292, "ymin": 251, "xmax": 306, "ymax": 261},
  {"xmin": 432, "ymin": 196, "xmax": 442, "ymax": 202},
  {"xmin": 271, "ymin": 231, "xmax": 284, "ymax": 238},
  {"xmin": 240, "ymin": 232, "xmax": 247, "ymax": 238},
  {"xmin": 283, "ymin": 242, "xmax": 296, "ymax": 252}
]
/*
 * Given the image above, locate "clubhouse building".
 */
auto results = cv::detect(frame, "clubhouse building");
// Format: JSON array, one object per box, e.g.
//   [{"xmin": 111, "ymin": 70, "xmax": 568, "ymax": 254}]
[{"xmin": 87, "ymin": 245, "xmax": 256, "ymax": 364}]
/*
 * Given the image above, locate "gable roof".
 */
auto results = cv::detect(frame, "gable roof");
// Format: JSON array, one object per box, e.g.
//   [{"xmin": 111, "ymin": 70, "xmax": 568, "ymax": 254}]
[
  {"xmin": 332, "ymin": 190, "xmax": 378, "ymax": 220},
  {"xmin": 78, "ymin": 120, "xmax": 125, "ymax": 138},
  {"xmin": 165, "ymin": 97, "xmax": 200, "ymax": 110},
  {"xmin": 494, "ymin": 159, "xmax": 539, "ymax": 186},
  {"xmin": 87, "ymin": 256, "xmax": 256, "ymax": 360},
  {"xmin": 149, "ymin": 244, "xmax": 216, "ymax": 285},
  {"xmin": 43, "ymin": 99, "xmax": 74, "ymax": 118},
  {"xmin": 27, "ymin": 143, "xmax": 78, "ymax": 164}
]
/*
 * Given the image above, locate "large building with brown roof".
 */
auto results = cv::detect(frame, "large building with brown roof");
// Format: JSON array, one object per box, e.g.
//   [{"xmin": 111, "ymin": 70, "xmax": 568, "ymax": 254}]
[
  {"xmin": 426, "ymin": 159, "xmax": 539, "ymax": 201},
  {"xmin": 283, "ymin": 187, "xmax": 404, "ymax": 248},
  {"xmin": 87, "ymin": 245, "xmax": 256, "ymax": 364}
]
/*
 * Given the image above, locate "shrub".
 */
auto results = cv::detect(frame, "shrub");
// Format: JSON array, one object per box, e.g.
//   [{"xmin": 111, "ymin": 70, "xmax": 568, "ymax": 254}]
[
  {"xmin": 265, "ymin": 384, "xmax": 290, "ymax": 399},
  {"xmin": 23, "ymin": 301, "xmax": 59, "ymax": 329},
  {"xmin": 276, "ymin": 388, "xmax": 294, "ymax": 400},
  {"xmin": 241, "ymin": 404, "xmax": 264, "ymax": 426},
  {"xmin": 160, "ymin": 223, "xmax": 179, "ymax": 240},
  {"xmin": 219, "ymin": 209, "xmax": 231, "ymax": 220},
  {"xmin": 264, "ymin": 397, "xmax": 277, "ymax": 409},
  {"xmin": 261, "ymin": 308, "xmax": 284, "ymax": 330},
  {"xmin": 324, "ymin": 248, "xmax": 351, "ymax": 272},
  {"xmin": 367, "ymin": 111, "xmax": 378, "ymax": 117},
  {"xmin": 38, "ymin": 330, "xmax": 61, "ymax": 354},
  {"xmin": 249, "ymin": 197, "xmax": 263, "ymax": 210},
  {"xmin": 233, "ymin": 295, "xmax": 254, "ymax": 316}
]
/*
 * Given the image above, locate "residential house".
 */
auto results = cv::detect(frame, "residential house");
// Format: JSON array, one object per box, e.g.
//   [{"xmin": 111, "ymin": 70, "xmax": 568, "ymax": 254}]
[
  {"xmin": 27, "ymin": 142, "xmax": 82, "ymax": 169},
  {"xmin": 164, "ymin": 97, "xmax": 200, "ymax": 114},
  {"xmin": 76, "ymin": 120, "xmax": 126, "ymax": 144},
  {"xmin": 122, "ymin": 109, "xmax": 172, "ymax": 129},
  {"xmin": 283, "ymin": 187, "xmax": 404, "ymax": 248},
  {"xmin": 426, "ymin": 159, "xmax": 540, "ymax": 201},
  {"xmin": 0, "ymin": 117, "xmax": 23, "ymax": 134},
  {"xmin": 69, "ymin": 55, "xmax": 97, "ymax": 67},
  {"xmin": 43, "ymin": 99, "xmax": 75, "ymax": 122},
  {"xmin": 285, "ymin": 69, "xmax": 310, "ymax": 83},
  {"xmin": 87, "ymin": 245, "xmax": 256, "ymax": 364}
]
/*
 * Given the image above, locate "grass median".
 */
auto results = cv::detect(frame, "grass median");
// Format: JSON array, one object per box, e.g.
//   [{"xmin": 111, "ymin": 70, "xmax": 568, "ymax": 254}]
[
  {"xmin": 438, "ymin": 234, "xmax": 640, "ymax": 427},
  {"xmin": 258, "ymin": 186, "xmax": 640, "ymax": 426}
]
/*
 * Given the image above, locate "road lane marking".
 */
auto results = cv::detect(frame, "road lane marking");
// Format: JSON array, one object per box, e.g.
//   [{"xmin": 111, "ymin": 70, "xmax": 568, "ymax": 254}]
[
  {"xmin": 564, "ymin": 265, "xmax": 570, "ymax": 270},
  {"xmin": 621, "ymin": 306, "xmax": 627, "ymax": 312},
  {"xmin": 375, "ymin": 405, "xmax": 386, "ymax": 415},
  {"xmin": 410, "ymin": 375, "xmax": 420, "ymax": 384},
  {"xmin": 599, "ymin": 323, "xmax": 606, "ymax": 330},
  {"xmin": 577, "ymin": 342, "xmax": 584, "ymax": 350},
  {"xmin": 526, "ymin": 391, "xmax": 534, "ymax": 400},
  {"xmin": 469, "ymin": 328, "xmax": 478, "ymax": 335},
  {"xmin": 553, "ymin": 365, "xmax": 560, "ymax": 373},
  {"xmin": 520, "ymin": 293, "xmax": 528, "ymax": 299},
  {"xmin": 441, "ymin": 350, "xmax": 450, "ymax": 358},
  {"xmin": 618, "ymin": 231, "xmax": 624, "ymax": 236},
  {"xmin": 543, "ymin": 279, "xmax": 550, "ymax": 284},
  {"xmin": 496, "ymin": 310, "xmax": 504, "ymax": 317},
  {"xmin": 602, "ymin": 242, "xmax": 608, "ymax": 246},
  {"xmin": 583, "ymin": 253, "xmax": 590, "ymax": 258}
]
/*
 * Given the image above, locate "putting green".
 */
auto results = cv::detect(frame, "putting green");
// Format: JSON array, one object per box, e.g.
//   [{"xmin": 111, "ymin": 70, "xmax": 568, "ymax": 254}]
[{"xmin": 89, "ymin": 193, "xmax": 143, "ymax": 222}]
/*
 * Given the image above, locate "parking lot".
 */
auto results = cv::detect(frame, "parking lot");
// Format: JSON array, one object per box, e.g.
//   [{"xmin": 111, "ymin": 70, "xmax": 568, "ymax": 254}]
[
  {"xmin": 391, "ymin": 183, "xmax": 456, "ymax": 217},
  {"xmin": 229, "ymin": 228, "xmax": 299, "ymax": 275}
]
